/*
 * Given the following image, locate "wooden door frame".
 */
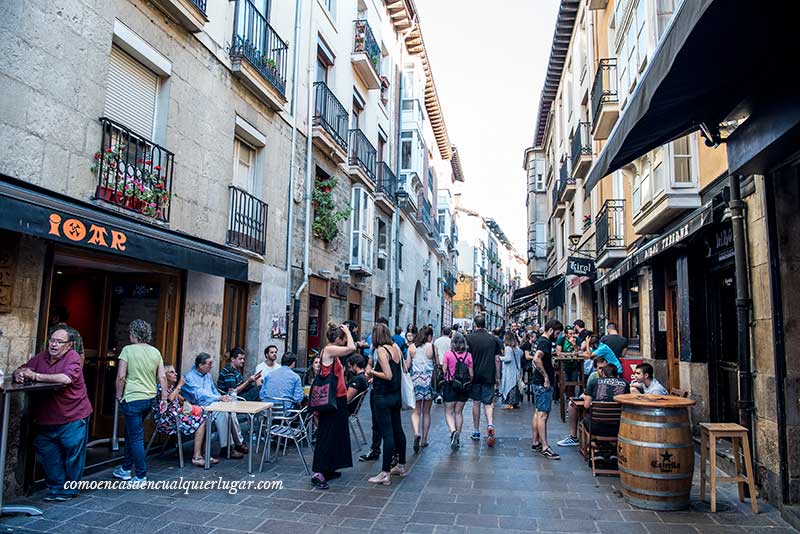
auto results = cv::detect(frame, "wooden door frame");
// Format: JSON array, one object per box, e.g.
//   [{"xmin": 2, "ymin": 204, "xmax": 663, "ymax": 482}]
[{"xmin": 665, "ymin": 282, "xmax": 680, "ymax": 391}]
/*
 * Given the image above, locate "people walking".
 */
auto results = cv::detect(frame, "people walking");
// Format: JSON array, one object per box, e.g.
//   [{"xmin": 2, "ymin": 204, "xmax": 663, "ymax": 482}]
[
  {"xmin": 367, "ymin": 323, "xmax": 408, "ymax": 485},
  {"xmin": 499, "ymin": 332, "xmax": 522, "ymax": 409},
  {"xmin": 114, "ymin": 319, "xmax": 168, "ymax": 483},
  {"xmin": 310, "ymin": 323, "xmax": 356, "ymax": 490},
  {"xmin": 409, "ymin": 326, "xmax": 434, "ymax": 452},
  {"xmin": 466, "ymin": 315, "xmax": 502, "ymax": 447},
  {"xmin": 442, "ymin": 332, "xmax": 473, "ymax": 450},
  {"xmin": 529, "ymin": 318, "xmax": 562, "ymax": 460}
]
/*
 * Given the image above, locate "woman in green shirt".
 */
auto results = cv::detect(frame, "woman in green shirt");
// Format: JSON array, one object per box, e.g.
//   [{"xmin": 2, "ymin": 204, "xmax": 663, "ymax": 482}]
[{"xmin": 113, "ymin": 319, "xmax": 167, "ymax": 483}]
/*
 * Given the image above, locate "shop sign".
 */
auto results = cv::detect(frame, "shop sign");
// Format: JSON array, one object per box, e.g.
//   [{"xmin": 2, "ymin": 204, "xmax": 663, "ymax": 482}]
[
  {"xmin": 707, "ymin": 225, "xmax": 734, "ymax": 262},
  {"xmin": 48, "ymin": 213, "xmax": 128, "ymax": 251},
  {"xmin": 566, "ymin": 256, "xmax": 595, "ymax": 289},
  {"xmin": 329, "ymin": 280, "xmax": 348, "ymax": 300}
]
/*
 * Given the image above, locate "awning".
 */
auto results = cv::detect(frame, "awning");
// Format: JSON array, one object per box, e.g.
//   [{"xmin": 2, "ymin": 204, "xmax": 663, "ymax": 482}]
[
  {"xmin": 595, "ymin": 203, "xmax": 713, "ymax": 289},
  {"xmin": 507, "ymin": 275, "xmax": 563, "ymax": 315},
  {"xmin": 548, "ymin": 276, "xmax": 565, "ymax": 309},
  {"xmin": 584, "ymin": 0, "xmax": 781, "ymax": 194},
  {"xmin": 1, "ymin": 175, "xmax": 249, "ymax": 281}
]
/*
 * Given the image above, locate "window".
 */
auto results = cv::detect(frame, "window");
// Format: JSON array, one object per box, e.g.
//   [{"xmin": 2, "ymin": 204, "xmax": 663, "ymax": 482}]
[
  {"xmin": 635, "ymin": 0, "xmax": 647, "ymax": 71},
  {"xmin": 656, "ymin": 0, "xmax": 676, "ymax": 39},
  {"xmin": 672, "ymin": 136, "xmax": 692, "ymax": 184},
  {"xmin": 104, "ymin": 46, "xmax": 159, "ymax": 139},
  {"xmin": 351, "ymin": 94, "xmax": 363, "ymax": 129},
  {"xmin": 321, "ymin": 0, "xmax": 335, "ymax": 19},
  {"xmin": 625, "ymin": 276, "xmax": 640, "ymax": 344},
  {"xmin": 400, "ymin": 132, "xmax": 412, "ymax": 170},
  {"xmin": 652, "ymin": 147, "xmax": 665, "ymax": 195},
  {"xmin": 377, "ymin": 219, "xmax": 387, "ymax": 270},
  {"xmin": 233, "ymin": 138, "xmax": 257, "ymax": 194},
  {"xmin": 640, "ymin": 157, "xmax": 652, "ymax": 207},
  {"xmin": 632, "ymin": 175, "xmax": 641, "ymax": 213},
  {"xmin": 535, "ymin": 222, "xmax": 546, "ymax": 257},
  {"xmin": 350, "ymin": 186, "xmax": 374, "ymax": 272}
]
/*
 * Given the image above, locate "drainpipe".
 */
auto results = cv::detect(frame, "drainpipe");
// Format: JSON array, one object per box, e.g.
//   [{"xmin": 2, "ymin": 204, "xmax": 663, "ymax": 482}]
[
  {"xmin": 284, "ymin": 0, "xmax": 303, "ymax": 353},
  {"xmin": 291, "ymin": 0, "xmax": 316, "ymax": 354},
  {"xmin": 729, "ymin": 174, "xmax": 755, "ymax": 445}
]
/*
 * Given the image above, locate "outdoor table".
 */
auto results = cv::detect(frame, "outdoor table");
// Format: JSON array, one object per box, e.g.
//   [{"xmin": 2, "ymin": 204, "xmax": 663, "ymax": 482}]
[
  {"xmin": 204, "ymin": 401, "xmax": 272, "ymax": 474},
  {"xmin": 0, "ymin": 380, "xmax": 64, "ymax": 517},
  {"xmin": 614, "ymin": 393, "xmax": 696, "ymax": 511},
  {"xmin": 554, "ymin": 353, "xmax": 584, "ymax": 422}
]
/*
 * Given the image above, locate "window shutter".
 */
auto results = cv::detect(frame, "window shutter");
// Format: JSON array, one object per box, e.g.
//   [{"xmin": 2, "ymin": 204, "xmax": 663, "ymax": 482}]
[{"xmin": 104, "ymin": 46, "xmax": 159, "ymax": 139}]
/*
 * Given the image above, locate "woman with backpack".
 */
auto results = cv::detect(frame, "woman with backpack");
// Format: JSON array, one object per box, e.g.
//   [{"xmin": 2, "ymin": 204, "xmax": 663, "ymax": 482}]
[{"xmin": 441, "ymin": 332, "xmax": 473, "ymax": 450}]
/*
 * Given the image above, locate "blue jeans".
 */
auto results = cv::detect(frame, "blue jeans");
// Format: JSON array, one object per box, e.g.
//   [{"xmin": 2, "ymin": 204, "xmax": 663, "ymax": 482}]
[
  {"xmin": 533, "ymin": 384, "xmax": 553, "ymax": 413},
  {"xmin": 122, "ymin": 399, "xmax": 152, "ymax": 478},
  {"xmin": 33, "ymin": 418, "xmax": 88, "ymax": 495}
]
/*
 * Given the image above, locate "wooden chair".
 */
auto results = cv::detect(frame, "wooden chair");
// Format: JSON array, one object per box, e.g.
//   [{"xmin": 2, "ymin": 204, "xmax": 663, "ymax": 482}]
[
  {"xmin": 699, "ymin": 423, "xmax": 758, "ymax": 513},
  {"xmin": 670, "ymin": 388, "xmax": 689, "ymax": 398},
  {"xmin": 577, "ymin": 401, "xmax": 622, "ymax": 476}
]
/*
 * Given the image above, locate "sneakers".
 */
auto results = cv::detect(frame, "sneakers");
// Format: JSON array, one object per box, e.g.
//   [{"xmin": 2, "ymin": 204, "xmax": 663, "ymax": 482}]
[
  {"xmin": 486, "ymin": 425, "xmax": 496, "ymax": 447},
  {"xmin": 413, "ymin": 435, "xmax": 421, "ymax": 454},
  {"xmin": 311, "ymin": 473, "xmax": 329, "ymax": 490},
  {"xmin": 456, "ymin": 432, "xmax": 461, "ymax": 447},
  {"xmin": 540, "ymin": 447, "xmax": 561, "ymax": 460},
  {"xmin": 557, "ymin": 435, "xmax": 579, "ymax": 447},
  {"xmin": 389, "ymin": 464, "xmax": 407, "ymax": 477},
  {"xmin": 359, "ymin": 449, "xmax": 381, "ymax": 462},
  {"xmin": 531, "ymin": 442, "xmax": 542, "ymax": 452},
  {"xmin": 129, "ymin": 476, "xmax": 147, "ymax": 487},
  {"xmin": 368, "ymin": 471, "xmax": 391, "ymax": 485},
  {"xmin": 450, "ymin": 431, "xmax": 458, "ymax": 450},
  {"xmin": 470, "ymin": 430, "xmax": 480, "ymax": 441},
  {"xmin": 112, "ymin": 466, "xmax": 132, "ymax": 481}
]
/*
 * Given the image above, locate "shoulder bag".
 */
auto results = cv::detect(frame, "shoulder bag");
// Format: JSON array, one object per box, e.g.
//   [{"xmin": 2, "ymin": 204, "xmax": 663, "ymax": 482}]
[
  {"xmin": 399, "ymin": 348, "xmax": 415, "ymax": 410},
  {"xmin": 309, "ymin": 351, "xmax": 338, "ymax": 413}
]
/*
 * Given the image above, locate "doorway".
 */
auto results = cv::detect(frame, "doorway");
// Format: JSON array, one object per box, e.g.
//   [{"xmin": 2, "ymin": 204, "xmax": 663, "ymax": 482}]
[
  {"xmin": 307, "ymin": 295, "xmax": 326, "ymax": 353},
  {"xmin": 708, "ymin": 267, "xmax": 739, "ymax": 422}
]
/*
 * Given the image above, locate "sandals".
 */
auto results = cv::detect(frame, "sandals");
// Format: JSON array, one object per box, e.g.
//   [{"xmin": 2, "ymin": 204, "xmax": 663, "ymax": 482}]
[{"xmin": 191, "ymin": 456, "xmax": 219, "ymax": 467}]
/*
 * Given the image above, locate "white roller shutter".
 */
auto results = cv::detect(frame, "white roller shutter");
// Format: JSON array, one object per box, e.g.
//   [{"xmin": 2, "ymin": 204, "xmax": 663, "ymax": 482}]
[{"xmin": 104, "ymin": 46, "xmax": 158, "ymax": 139}]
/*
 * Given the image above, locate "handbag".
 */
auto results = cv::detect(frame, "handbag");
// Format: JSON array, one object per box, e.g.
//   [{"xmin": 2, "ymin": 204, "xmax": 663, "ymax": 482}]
[
  {"xmin": 515, "ymin": 347, "xmax": 526, "ymax": 393},
  {"xmin": 400, "ymin": 359, "xmax": 415, "ymax": 411},
  {"xmin": 309, "ymin": 353, "xmax": 339, "ymax": 413}
]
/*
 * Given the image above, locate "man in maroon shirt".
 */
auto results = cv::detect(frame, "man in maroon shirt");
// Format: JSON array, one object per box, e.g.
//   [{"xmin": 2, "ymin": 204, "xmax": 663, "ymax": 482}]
[{"xmin": 13, "ymin": 328, "xmax": 92, "ymax": 501}]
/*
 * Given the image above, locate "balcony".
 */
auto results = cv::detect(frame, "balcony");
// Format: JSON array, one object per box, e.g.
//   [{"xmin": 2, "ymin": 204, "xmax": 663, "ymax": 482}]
[
  {"xmin": 151, "ymin": 0, "xmax": 208, "ymax": 32},
  {"xmin": 375, "ymin": 162, "xmax": 397, "ymax": 212},
  {"xmin": 552, "ymin": 183, "xmax": 565, "ymax": 217},
  {"xmin": 351, "ymin": 20, "xmax": 381, "ymax": 90},
  {"xmin": 591, "ymin": 59, "xmax": 619, "ymax": 140},
  {"xmin": 227, "ymin": 186, "xmax": 268, "ymax": 255},
  {"xmin": 443, "ymin": 272, "xmax": 457, "ymax": 296},
  {"xmin": 348, "ymin": 129, "xmax": 377, "ymax": 189},
  {"xmin": 416, "ymin": 196, "xmax": 433, "ymax": 236},
  {"xmin": 557, "ymin": 161, "xmax": 576, "ymax": 202},
  {"xmin": 93, "ymin": 117, "xmax": 174, "ymax": 222},
  {"xmin": 312, "ymin": 82, "xmax": 348, "ymax": 163},
  {"xmin": 595, "ymin": 199, "xmax": 626, "ymax": 268},
  {"xmin": 571, "ymin": 121, "xmax": 592, "ymax": 179},
  {"xmin": 632, "ymin": 189, "xmax": 702, "ymax": 235},
  {"xmin": 230, "ymin": 0, "xmax": 288, "ymax": 110}
]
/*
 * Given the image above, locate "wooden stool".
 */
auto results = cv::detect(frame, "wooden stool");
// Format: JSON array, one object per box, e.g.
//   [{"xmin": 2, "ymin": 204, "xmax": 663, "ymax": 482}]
[{"xmin": 699, "ymin": 423, "xmax": 758, "ymax": 513}]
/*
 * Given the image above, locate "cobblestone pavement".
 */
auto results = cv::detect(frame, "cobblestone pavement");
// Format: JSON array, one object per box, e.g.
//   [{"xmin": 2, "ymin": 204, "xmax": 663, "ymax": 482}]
[{"xmin": 2, "ymin": 398, "xmax": 796, "ymax": 534}]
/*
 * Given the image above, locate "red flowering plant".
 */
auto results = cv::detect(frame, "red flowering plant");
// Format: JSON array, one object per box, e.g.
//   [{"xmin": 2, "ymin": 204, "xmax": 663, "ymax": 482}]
[{"xmin": 91, "ymin": 143, "xmax": 171, "ymax": 219}]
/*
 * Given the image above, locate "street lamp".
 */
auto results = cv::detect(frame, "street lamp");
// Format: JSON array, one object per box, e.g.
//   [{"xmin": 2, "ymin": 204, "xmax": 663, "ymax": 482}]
[{"xmin": 395, "ymin": 189, "xmax": 409, "ymax": 209}]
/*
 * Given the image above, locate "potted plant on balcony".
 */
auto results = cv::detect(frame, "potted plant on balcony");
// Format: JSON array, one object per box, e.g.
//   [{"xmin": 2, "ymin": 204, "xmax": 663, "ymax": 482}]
[
  {"xmin": 312, "ymin": 176, "xmax": 351, "ymax": 242},
  {"xmin": 582, "ymin": 213, "xmax": 592, "ymax": 230}
]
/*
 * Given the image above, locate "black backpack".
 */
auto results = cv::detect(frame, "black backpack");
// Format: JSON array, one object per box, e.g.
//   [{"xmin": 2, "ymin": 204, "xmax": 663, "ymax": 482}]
[{"xmin": 450, "ymin": 352, "xmax": 472, "ymax": 393}]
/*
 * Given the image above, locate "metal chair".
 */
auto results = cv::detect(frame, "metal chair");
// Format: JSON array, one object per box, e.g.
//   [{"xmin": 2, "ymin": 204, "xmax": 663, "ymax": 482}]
[
  {"xmin": 145, "ymin": 411, "xmax": 194, "ymax": 468},
  {"xmin": 348, "ymin": 391, "xmax": 368, "ymax": 446},
  {"xmin": 258, "ymin": 400, "xmax": 310, "ymax": 475}
]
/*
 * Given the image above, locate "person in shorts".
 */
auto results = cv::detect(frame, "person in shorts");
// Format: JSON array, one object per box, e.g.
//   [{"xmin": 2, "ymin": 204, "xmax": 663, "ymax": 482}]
[
  {"xmin": 442, "ymin": 332, "xmax": 473, "ymax": 449},
  {"xmin": 466, "ymin": 315, "xmax": 502, "ymax": 446},
  {"xmin": 529, "ymin": 318, "xmax": 562, "ymax": 459}
]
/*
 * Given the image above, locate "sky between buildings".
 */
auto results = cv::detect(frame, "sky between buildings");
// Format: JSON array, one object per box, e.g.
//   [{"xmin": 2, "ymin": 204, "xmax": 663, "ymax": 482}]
[{"xmin": 416, "ymin": 0, "xmax": 560, "ymax": 253}]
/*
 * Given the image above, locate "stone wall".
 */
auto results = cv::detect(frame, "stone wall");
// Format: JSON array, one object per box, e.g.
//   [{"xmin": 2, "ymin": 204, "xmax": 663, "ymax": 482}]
[{"xmin": 180, "ymin": 272, "xmax": 225, "ymax": 375}]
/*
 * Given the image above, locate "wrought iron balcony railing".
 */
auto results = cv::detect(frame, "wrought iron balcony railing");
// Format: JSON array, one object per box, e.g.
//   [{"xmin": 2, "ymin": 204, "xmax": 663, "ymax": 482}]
[
  {"xmin": 348, "ymin": 129, "xmax": 377, "ymax": 182},
  {"xmin": 192, "ymin": 0, "xmax": 207, "ymax": 13},
  {"xmin": 377, "ymin": 162, "xmax": 397, "ymax": 200},
  {"xmin": 558, "ymin": 161, "xmax": 575, "ymax": 199},
  {"xmin": 418, "ymin": 196, "xmax": 433, "ymax": 233},
  {"xmin": 551, "ymin": 185, "xmax": 559, "ymax": 214},
  {"xmin": 94, "ymin": 117, "xmax": 174, "ymax": 222},
  {"xmin": 231, "ymin": 0, "xmax": 289, "ymax": 97},
  {"xmin": 313, "ymin": 81, "xmax": 348, "ymax": 151},
  {"xmin": 353, "ymin": 20, "xmax": 381, "ymax": 75},
  {"xmin": 591, "ymin": 58, "xmax": 618, "ymax": 127},
  {"xmin": 571, "ymin": 121, "xmax": 592, "ymax": 170},
  {"xmin": 596, "ymin": 199, "xmax": 625, "ymax": 252},
  {"xmin": 227, "ymin": 186, "xmax": 268, "ymax": 254}
]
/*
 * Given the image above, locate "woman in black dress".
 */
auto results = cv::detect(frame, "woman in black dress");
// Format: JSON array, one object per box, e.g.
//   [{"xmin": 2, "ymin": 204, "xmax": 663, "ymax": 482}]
[
  {"xmin": 367, "ymin": 323, "xmax": 408, "ymax": 485},
  {"xmin": 311, "ymin": 322, "xmax": 355, "ymax": 490}
]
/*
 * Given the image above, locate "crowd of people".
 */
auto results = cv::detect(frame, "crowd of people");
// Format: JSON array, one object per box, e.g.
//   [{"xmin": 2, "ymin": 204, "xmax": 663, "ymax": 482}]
[{"xmin": 11, "ymin": 311, "xmax": 669, "ymax": 499}]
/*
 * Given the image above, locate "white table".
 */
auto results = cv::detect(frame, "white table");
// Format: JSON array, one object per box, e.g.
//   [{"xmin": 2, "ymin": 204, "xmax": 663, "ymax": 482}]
[{"xmin": 204, "ymin": 401, "xmax": 273, "ymax": 474}]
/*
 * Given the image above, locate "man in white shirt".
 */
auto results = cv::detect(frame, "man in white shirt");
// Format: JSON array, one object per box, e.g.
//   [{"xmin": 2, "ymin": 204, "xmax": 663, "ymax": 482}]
[
  {"xmin": 431, "ymin": 326, "xmax": 452, "ymax": 404},
  {"xmin": 631, "ymin": 363, "xmax": 669, "ymax": 395},
  {"xmin": 255, "ymin": 345, "xmax": 281, "ymax": 386}
]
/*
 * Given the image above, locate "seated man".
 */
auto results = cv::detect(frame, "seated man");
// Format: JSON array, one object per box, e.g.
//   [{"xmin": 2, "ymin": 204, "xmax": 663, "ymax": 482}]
[
  {"xmin": 581, "ymin": 364, "xmax": 629, "ymax": 436},
  {"xmin": 259, "ymin": 352, "xmax": 305, "ymax": 409},
  {"xmin": 217, "ymin": 347, "xmax": 261, "ymax": 401},
  {"xmin": 586, "ymin": 341, "xmax": 622, "ymax": 375},
  {"xmin": 181, "ymin": 352, "xmax": 246, "ymax": 458},
  {"xmin": 346, "ymin": 354, "xmax": 368, "ymax": 415},
  {"xmin": 13, "ymin": 329, "xmax": 93, "ymax": 501},
  {"xmin": 557, "ymin": 356, "xmax": 606, "ymax": 447},
  {"xmin": 631, "ymin": 363, "xmax": 668, "ymax": 395}
]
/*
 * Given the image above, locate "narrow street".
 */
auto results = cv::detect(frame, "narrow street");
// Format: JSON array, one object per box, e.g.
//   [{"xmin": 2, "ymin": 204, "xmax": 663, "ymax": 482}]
[{"xmin": 2, "ymin": 399, "xmax": 792, "ymax": 534}]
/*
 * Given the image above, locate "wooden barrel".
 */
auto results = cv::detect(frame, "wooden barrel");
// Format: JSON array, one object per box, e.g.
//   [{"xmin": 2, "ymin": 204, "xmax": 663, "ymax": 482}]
[{"xmin": 614, "ymin": 394, "xmax": 696, "ymax": 511}]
